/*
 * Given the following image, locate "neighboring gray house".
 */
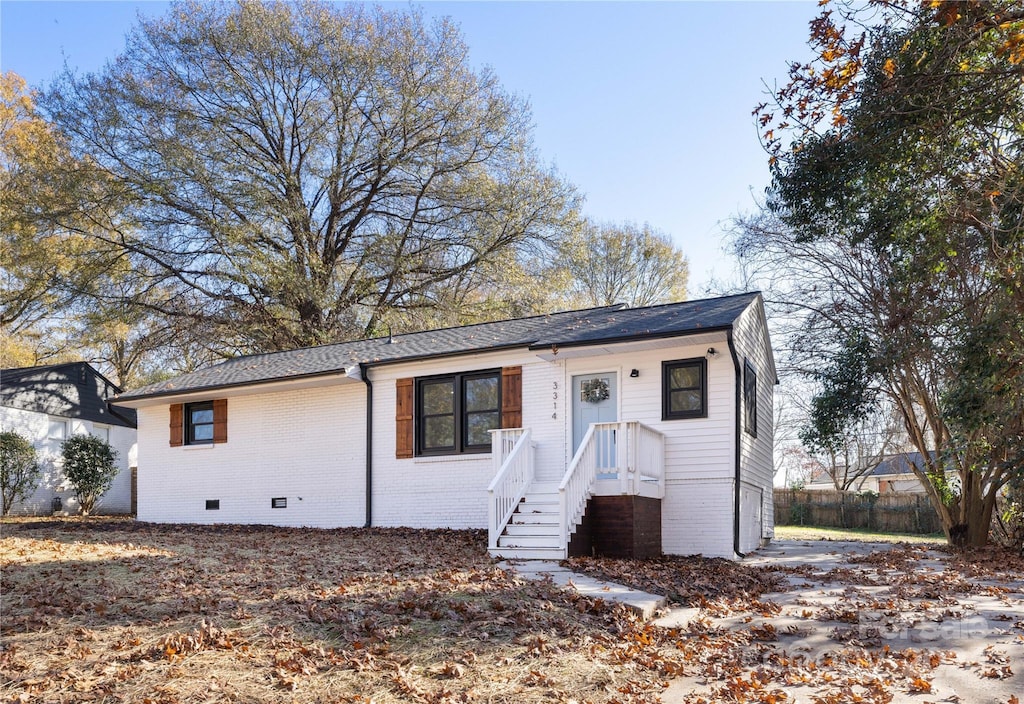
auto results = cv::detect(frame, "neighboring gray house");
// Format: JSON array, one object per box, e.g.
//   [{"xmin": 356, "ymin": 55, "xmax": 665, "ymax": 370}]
[
  {"xmin": 116, "ymin": 293, "xmax": 777, "ymax": 559},
  {"xmin": 0, "ymin": 362, "xmax": 138, "ymax": 515}
]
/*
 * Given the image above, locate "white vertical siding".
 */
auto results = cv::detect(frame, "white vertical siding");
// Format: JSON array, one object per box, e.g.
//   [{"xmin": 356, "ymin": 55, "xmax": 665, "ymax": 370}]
[
  {"xmin": 731, "ymin": 298, "xmax": 777, "ymax": 543},
  {"xmin": 136, "ymin": 383, "xmax": 365, "ymax": 527},
  {"xmin": 0, "ymin": 406, "xmax": 136, "ymax": 515}
]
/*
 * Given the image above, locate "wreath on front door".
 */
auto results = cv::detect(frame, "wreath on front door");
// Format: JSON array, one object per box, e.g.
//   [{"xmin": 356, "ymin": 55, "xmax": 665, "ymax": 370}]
[{"xmin": 580, "ymin": 378, "xmax": 610, "ymax": 404}]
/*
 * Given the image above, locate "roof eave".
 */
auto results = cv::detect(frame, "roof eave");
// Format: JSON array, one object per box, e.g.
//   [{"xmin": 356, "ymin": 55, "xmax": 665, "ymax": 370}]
[{"xmin": 115, "ymin": 368, "xmax": 359, "ymax": 407}]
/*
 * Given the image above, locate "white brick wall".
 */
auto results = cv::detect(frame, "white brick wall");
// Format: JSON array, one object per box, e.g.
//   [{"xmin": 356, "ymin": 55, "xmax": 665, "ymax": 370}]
[
  {"xmin": 368, "ymin": 349, "xmax": 559, "ymax": 529},
  {"xmin": 127, "ymin": 302, "xmax": 775, "ymax": 556},
  {"xmin": 0, "ymin": 406, "xmax": 136, "ymax": 515},
  {"xmin": 136, "ymin": 383, "xmax": 365, "ymax": 527}
]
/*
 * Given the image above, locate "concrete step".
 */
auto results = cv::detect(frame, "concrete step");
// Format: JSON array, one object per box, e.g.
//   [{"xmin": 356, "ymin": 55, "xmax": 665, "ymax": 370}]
[
  {"xmin": 497, "ymin": 534, "xmax": 561, "ymax": 549},
  {"xmin": 489, "ymin": 546, "xmax": 566, "ymax": 560}
]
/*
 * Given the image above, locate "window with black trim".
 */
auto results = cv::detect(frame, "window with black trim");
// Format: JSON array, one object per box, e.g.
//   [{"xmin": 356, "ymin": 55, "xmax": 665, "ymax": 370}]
[
  {"xmin": 662, "ymin": 358, "xmax": 707, "ymax": 420},
  {"xmin": 744, "ymin": 359, "xmax": 758, "ymax": 437},
  {"xmin": 416, "ymin": 371, "xmax": 500, "ymax": 455},
  {"xmin": 185, "ymin": 401, "xmax": 214, "ymax": 444}
]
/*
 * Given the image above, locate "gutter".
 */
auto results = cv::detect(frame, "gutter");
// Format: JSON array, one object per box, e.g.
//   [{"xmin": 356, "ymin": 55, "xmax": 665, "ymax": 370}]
[
  {"xmin": 526, "ymin": 324, "xmax": 735, "ymax": 352},
  {"xmin": 360, "ymin": 363, "xmax": 373, "ymax": 528},
  {"xmin": 726, "ymin": 329, "xmax": 746, "ymax": 559}
]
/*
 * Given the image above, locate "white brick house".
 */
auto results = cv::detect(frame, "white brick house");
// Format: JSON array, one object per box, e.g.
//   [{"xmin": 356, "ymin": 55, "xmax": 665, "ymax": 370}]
[
  {"xmin": 116, "ymin": 293, "xmax": 777, "ymax": 559},
  {"xmin": 0, "ymin": 363, "xmax": 138, "ymax": 515}
]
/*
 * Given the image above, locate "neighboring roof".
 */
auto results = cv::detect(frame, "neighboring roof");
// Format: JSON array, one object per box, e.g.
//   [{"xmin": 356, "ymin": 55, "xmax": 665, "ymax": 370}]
[
  {"xmin": 871, "ymin": 451, "xmax": 938, "ymax": 477},
  {"xmin": 0, "ymin": 362, "xmax": 137, "ymax": 428},
  {"xmin": 118, "ymin": 292, "xmax": 763, "ymax": 402}
]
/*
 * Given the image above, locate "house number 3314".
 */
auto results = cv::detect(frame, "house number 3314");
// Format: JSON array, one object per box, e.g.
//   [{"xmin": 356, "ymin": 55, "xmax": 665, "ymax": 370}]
[{"xmin": 552, "ymin": 381, "xmax": 558, "ymax": 419}]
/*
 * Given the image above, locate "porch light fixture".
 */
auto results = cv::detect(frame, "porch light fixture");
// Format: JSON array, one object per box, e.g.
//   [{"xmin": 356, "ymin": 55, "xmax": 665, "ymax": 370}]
[{"xmin": 630, "ymin": 368, "xmax": 639, "ymax": 378}]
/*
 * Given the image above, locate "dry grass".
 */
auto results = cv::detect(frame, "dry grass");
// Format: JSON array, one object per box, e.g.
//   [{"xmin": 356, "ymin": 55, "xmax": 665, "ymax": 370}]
[
  {"xmin": 1, "ymin": 518, "xmax": 677, "ymax": 703},
  {"xmin": 773, "ymin": 524, "xmax": 946, "ymax": 544}
]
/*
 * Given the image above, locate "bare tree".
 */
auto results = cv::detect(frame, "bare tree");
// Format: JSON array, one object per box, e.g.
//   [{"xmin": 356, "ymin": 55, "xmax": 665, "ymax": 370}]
[
  {"xmin": 558, "ymin": 220, "xmax": 689, "ymax": 308},
  {"xmin": 42, "ymin": 1, "xmax": 577, "ymax": 352}
]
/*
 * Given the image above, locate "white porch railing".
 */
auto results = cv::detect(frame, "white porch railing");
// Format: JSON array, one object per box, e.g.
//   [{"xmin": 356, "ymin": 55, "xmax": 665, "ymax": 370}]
[
  {"xmin": 487, "ymin": 428, "xmax": 535, "ymax": 549},
  {"xmin": 558, "ymin": 421, "xmax": 666, "ymax": 549}
]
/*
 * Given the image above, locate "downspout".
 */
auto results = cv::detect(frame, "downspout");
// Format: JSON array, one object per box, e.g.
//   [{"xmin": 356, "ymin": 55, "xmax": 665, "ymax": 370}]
[
  {"xmin": 360, "ymin": 363, "xmax": 373, "ymax": 528},
  {"xmin": 726, "ymin": 330, "xmax": 746, "ymax": 559}
]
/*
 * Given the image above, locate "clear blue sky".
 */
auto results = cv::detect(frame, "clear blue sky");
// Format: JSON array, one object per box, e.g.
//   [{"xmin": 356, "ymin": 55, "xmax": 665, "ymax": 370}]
[{"xmin": 1, "ymin": 0, "xmax": 820, "ymax": 295}]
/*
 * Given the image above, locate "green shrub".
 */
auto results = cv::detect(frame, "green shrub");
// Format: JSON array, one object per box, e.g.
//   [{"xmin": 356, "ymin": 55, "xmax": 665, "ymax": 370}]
[
  {"xmin": 0, "ymin": 431, "xmax": 41, "ymax": 515},
  {"xmin": 61, "ymin": 435, "xmax": 119, "ymax": 515}
]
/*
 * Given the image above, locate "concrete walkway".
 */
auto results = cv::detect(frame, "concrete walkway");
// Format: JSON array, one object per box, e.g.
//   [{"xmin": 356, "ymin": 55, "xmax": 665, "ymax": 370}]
[{"xmin": 499, "ymin": 560, "xmax": 666, "ymax": 619}]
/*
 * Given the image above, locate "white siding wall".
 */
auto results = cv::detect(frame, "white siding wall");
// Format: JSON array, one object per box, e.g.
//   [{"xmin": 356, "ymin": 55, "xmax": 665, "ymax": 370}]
[
  {"xmin": 0, "ymin": 406, "xmax": 136, "ymax": 515},
  {"xmin": 732, "ymin": 299, "xmax": 777, "ymax": 546},
  {"xmin": 136, "ymin": 384, "xmax": 365, "ymax": 527},
  {"xmin": 562, "ymin": 341, "xmax": 737, "ymax": 557},
  {"xmin": 366, "ymin": 338, "xmax": 741, "ymax": 554}
]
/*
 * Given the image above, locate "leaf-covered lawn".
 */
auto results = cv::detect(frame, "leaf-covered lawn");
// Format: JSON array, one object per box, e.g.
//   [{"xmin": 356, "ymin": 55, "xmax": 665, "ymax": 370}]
[
  {"xmin": 1, "ymin": 519, "xmax": 685, "ymax": 703},
  {"xmin": 3, "ymin": 521, "xmax": 1022, "ymax": 703}
]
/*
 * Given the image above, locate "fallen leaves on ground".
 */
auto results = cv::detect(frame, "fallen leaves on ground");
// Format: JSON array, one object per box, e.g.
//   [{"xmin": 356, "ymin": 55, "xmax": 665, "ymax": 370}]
[{"xmin": 3, "ymin": 522, "xmax": 1022, "ymax": 703}]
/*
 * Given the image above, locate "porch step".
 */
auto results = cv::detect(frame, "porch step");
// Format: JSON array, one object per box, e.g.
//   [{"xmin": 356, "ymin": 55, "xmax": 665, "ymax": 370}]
[
  {"xmin": 489, "ymin": 480, "xmax": 566, "ymax": 560},
  {"xmin": 496, "ymin": 533, "xmax": 561, "ymax": 549},
  {"xmin": 490, "ymin": 546, "xmax": 567, "ymax": 560},
  {"xmin": 503, "ymin": 523, "xmax": 559, "ymax": 537}
]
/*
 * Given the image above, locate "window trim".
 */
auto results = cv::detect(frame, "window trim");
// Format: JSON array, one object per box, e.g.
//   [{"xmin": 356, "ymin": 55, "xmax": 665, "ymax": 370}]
[
  {"xmin": 415, "ymin": 369, "xmax": 501, "ymax": 456},
  {"xmin": 662, "ymin": 358, "xmax": 708, "ymax": 421},
  {"xmin": 185, "ymin": 401, "xmax": 215, "ymax": 445},
  {"xmin": 743, "ymin": 359, "xmax": 758, "ymax": 438}
]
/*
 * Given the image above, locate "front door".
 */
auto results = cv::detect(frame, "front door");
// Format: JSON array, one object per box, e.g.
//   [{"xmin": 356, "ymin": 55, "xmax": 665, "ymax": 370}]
[{"xmin": 572, "ymin": 373, "xmax": 618, "ymax": 474}]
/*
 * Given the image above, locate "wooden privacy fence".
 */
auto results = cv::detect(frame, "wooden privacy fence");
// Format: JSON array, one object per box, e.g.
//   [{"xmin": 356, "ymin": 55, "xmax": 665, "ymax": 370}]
[{"xmin": 775, "ymin": 489, "xmax": 942, "ymax": 534}]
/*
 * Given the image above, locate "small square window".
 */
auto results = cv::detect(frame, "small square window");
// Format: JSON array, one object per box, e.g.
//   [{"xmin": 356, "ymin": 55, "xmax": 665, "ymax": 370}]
[
  {"xmin": 48, "ymin": 419, "xmax": 67, "ymax": 442},
  {"xmin": 185, "ymin": 402, "xmax": 214, "ymax": 445},
  {"xmin": 205, "ymin": 499, "xmax": 220, "ymax": 510},
  {"xmin": 662, "ymin": 359, "xmax": 707, "ymax": 420},
  {"xmin": 271, "ymin": 497, "xmax": 287, "ymax": 509}
]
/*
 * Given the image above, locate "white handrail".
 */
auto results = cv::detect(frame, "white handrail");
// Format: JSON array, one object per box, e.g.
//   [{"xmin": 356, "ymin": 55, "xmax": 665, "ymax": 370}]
[
  {"xmin": 634, "ymin": 422, "xmax": 666, "ymax": 498},
  {"xmin": 487, "ymin": 428, "xmax": 534, "ymax": 549},
  {"xmin": 558, "ymin": 421, "xmax": 666, "ymax": 548},
  {"xmin": 558, "ymin": 424, "xmax": 599, "ymax": 550}
]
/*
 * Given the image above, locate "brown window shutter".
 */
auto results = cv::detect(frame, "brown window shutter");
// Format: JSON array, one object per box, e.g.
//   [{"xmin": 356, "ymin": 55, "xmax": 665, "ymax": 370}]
[
  {"xmin": 501, "ymin": 366, "xmax": 522, "ymax": 428},
  {"xmin": 212, "ymin": 399, "xmax": 228, "ymax": 444},
  {"xmin": 396, "ymin": 378, "xmax": 414, "ymax": 459},
  {"xmin": 169, "ymin": 404, "xmax": 183, "ymax": 447}
]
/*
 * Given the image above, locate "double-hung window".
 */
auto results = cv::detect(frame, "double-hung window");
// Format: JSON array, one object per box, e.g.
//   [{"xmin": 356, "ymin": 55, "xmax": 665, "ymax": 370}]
[
  {"xmin": 416, "ymin": 371, "xmax": 500, "ymax": 455},
  {"xmin": 185, "ymin": 401, "xmax": 215, "ymax": 444},
  {"xmin": 662, "ymin": 358, "xmax": 707, "ymax": 420}
]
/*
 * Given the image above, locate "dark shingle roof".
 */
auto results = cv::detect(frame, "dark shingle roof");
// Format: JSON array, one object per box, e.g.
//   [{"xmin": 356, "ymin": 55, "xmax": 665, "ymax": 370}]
[
  {"xmin": 118, "ymin": 293, "xmax": 760, "ymax": 402},
  {"xmin": 871, "ymin": 452, "xmax": 938, "ymax": 476},
  {"xmin": 0, "ymin": 362, "xmax": 137, "ymax": 428}
]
